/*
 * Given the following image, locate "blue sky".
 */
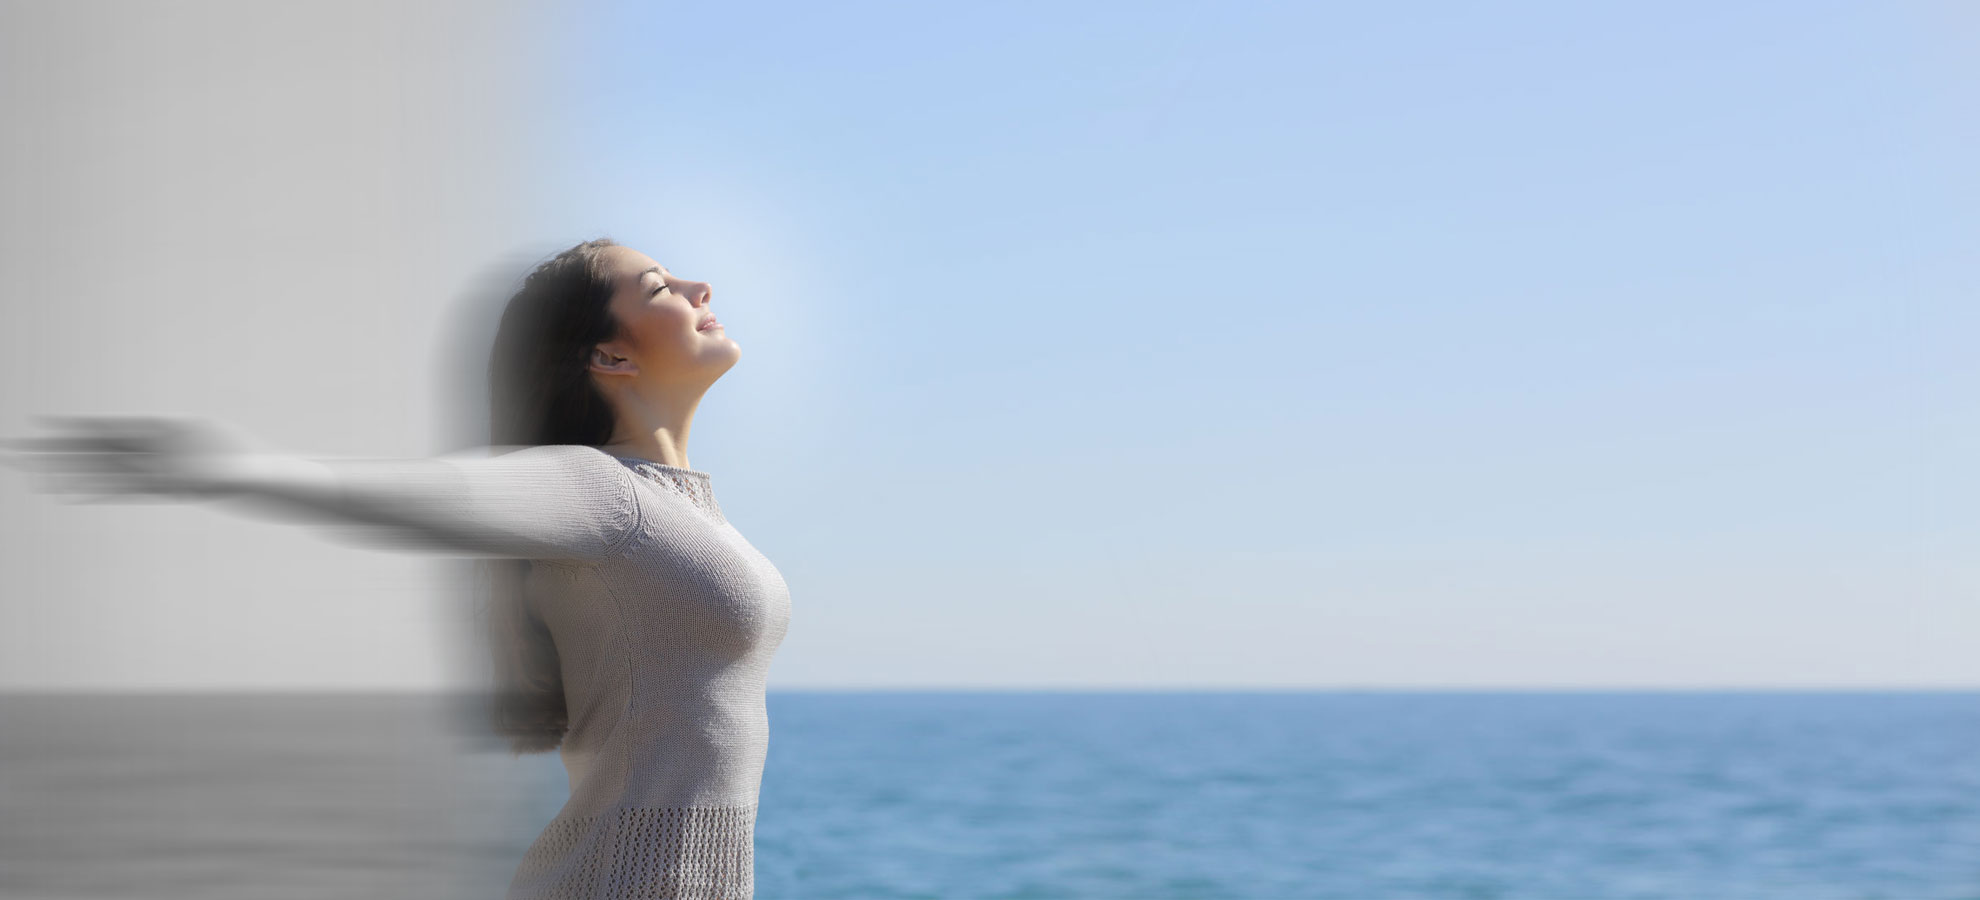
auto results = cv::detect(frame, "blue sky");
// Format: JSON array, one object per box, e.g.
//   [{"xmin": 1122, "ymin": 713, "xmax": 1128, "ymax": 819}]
[
  {"xmin": 0, "ymin": 1, "xmax": 1969, "ymax": 689},
  {"xmin": 488, "ymin": 0, "xmax": 1978, "ymax": 687},
  {"xmin": 18, "ymin": 1, "xmax": 1969, "ymax": 690}
]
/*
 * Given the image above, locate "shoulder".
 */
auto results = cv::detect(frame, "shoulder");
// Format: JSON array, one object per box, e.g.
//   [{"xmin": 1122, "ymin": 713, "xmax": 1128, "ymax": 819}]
[
  {"xmin": 500, "ymin": 445, "xmax": 641, "ymax": 536},
  {"xmin": 446, "ymin": 443, "xmax": 636, "ymax": 493},
  {"xmin": 498, "ymin": 443, "xmax": 623, "ymax": 468}
]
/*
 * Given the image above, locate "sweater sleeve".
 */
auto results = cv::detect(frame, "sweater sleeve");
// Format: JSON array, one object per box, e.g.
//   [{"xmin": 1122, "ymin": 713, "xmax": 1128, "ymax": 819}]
[{"xmin": 270, "ymin": 443, "xmax": 642, "ymax": 561}]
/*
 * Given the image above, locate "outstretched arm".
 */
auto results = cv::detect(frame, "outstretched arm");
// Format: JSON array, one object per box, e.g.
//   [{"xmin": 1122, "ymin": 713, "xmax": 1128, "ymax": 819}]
[
  {"xmin": 227, "ymin": 445, "xmax": 641, "ymax": 560},
  {"xmin": 4, "ymin": 415, "xmax": 640, "ymax": 561}
]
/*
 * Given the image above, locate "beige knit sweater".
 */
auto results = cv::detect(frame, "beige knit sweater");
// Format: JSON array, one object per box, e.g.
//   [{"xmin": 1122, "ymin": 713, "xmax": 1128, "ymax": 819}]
[{"xmin": 286, "ymin": 444, "xmax": 791, "ymax": 900}]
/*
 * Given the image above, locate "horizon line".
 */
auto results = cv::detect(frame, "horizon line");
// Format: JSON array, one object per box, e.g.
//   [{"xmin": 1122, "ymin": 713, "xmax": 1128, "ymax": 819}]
[{"xmin": 3, "ymin": 684, "xmax": 1975, "ymax": 695}]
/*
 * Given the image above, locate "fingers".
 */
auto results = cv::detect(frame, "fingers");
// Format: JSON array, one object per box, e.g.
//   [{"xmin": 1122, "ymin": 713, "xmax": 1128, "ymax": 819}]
[
  {"xmin": 35, "ymin": 413, "xmax": 179, "ymax": 430},
  {"xmin": 1, "ymin": 422, "xmax": 157, "ymax": 488},
  {"xmin": 31, "ymin": 414, "xmax": 178, "ymax": 451},
  {"xmin": 5, "ymin": 433, "xmax": 128, "ymax": 456},
  {"xmin": 4, "ymin": 415, "xmax": 224, "ymax": 504},
  {"xmin": 6, "ymin": 414, "xmax": 190, "ymax": 458},
  {"xmin": 3, "ymin": 444, "xmax": 143, "ymax": 475}
]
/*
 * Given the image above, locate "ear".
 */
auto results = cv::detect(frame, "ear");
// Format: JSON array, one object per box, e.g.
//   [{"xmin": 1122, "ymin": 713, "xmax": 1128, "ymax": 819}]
[{"xmin": 587, "ymin": 344, "xmax": 639, "ymax": 378}]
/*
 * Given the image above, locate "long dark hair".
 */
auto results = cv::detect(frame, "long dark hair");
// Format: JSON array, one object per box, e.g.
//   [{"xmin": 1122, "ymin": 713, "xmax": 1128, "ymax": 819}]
[{"xmin": 480, "ymin": 237, "xmax": 624, "ymax": 755}]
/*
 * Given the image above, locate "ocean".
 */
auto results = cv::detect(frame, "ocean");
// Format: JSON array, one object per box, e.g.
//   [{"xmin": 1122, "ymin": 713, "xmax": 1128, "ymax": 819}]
[{"xmin": 1, "ymin": 691, "xmax": 1973, "ymax": 899}]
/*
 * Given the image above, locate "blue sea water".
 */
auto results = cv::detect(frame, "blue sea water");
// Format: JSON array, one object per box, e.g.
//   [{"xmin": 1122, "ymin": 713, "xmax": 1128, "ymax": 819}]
[
  {"xmin": 757, "ymin": 692, "xmax": 1980, "ymax": 899},
  {"xmin": 1, "ymin": 691, "xmax": 1974, "ymax": 899}
]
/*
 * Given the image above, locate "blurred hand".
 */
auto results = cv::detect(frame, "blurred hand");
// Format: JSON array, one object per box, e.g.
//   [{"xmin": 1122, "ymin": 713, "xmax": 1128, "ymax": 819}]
[{"xmin": 1, "ymin": 414, "xmax": 267, "ymax": 503}]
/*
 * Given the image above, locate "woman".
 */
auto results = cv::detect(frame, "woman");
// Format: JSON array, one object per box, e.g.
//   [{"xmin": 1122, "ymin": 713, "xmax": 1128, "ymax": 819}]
[{"xmin": 5, "ymin": 238, "xmax": 791, "ymax": 900}]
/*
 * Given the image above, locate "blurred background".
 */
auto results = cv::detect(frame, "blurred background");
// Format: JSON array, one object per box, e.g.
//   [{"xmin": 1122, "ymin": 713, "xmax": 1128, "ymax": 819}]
[{"xmin": 1, "ymin": 0, "xmax": 1974, "ymax": 898}]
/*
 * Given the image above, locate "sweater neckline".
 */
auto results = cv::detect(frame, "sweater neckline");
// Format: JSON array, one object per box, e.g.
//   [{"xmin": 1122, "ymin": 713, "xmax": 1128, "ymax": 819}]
[
  {"xmin": 607, "ymin": 454, "xmax": 711, "ymax": 482},
  {"xmin": 608, "ymin": 454, "xmax": 722, "ymax": 520}
]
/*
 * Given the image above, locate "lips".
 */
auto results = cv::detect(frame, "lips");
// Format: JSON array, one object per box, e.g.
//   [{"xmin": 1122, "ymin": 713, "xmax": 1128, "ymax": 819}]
[{"xmin": 697, "ymin": 316, "xmax": 721, "ymax": 331}]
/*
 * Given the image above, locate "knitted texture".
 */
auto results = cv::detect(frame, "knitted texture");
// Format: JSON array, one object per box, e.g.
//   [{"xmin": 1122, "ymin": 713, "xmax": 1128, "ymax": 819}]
[{"xmin": 312, "ymin": 445, "xmax": 790, "ymax": 900}]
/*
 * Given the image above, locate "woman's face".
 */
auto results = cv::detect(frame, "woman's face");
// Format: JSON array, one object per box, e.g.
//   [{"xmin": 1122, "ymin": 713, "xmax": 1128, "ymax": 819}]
[{"xmin": 592, "ymin": 246, "xmax": 738, "ymax": 386}]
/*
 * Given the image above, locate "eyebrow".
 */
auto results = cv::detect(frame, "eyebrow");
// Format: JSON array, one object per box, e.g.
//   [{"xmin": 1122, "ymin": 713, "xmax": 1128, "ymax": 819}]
[{"xmin": 637, "ymin": 265, "xmax": 669, "ymax": 282}]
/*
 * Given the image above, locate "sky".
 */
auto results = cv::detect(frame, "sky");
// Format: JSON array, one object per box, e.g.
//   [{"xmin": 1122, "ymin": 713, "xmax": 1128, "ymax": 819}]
[{"xmin": 1, "ymin": 0, "xmax": 1973, "ymax": 689}]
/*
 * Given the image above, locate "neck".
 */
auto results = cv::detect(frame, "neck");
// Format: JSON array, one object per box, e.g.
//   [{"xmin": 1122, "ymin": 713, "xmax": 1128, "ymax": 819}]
[{"xmin": 597, "ymin": 381, "xmax": 705, "ymax": 469}]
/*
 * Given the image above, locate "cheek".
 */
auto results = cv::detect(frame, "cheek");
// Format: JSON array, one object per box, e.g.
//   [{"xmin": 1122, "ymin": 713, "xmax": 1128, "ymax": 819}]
[
  {"xmin": 631, "ymin": 306, "xmax": 701, "ymax": 351},
  {"xmin": 663, "ymin": 308, "xmax": 702, "ymax": 340}
]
